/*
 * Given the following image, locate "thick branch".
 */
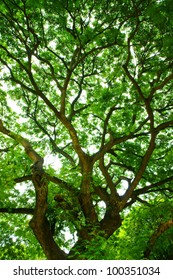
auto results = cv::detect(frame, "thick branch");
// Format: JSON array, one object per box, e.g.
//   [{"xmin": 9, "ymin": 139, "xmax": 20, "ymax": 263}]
[
  {"xmin": 92, "ymin": 116, "xmax": 149, "ymax": 163},
  {"xmin": 99, "ymin": 157, "xmax": 121, "ymax": 201},
  {"xmin": 151, "ymin": 73, "xmax": 173, "ymax": 95},
  {"xmin": 78, "ymin": 161, "xmax": 98, "ymax": 224},
  {"xmin": 133, "ymin": 175, "xmax": 173, "ymax": 197},
  {"xmin": 46, "ymin": 173, "xmax": 77, "ymax": 194},
  {"xmin": 121, "ymin": 132, "xmax": 156, "ymax": 208},
  {"xmin": 60, "ymin": 47, "xmax": 81, "ymax": 114},
  {"xmin": 0, "ymin": 208, "xmax": 34, "ymax": 215},
  {"xmin": 0, "ymin": 119, "xmax": 43, "ymax": 164},
  {"xmin": 29, "ymin": 115, "xmax": 75, "ymax": 165},
  {"xmin": 144, "ymin": 220, "xmax": 173, "ymax": 259},
  {"xmin": 155, "ymin": 120, "xmax": 173, "ymax": 133},
  {"xmin": 60, "ymin": 115, "xmax": 89, "ymax": 165},
  {"xmin": 14, "ymin": 175, "xmax": 32, "ymax": 183},
  {"xmin": 0, "ymin": 148, "xmax": 9, "ymax": 152},
  {"xmin": 101, "ymin": 105, "xmax": 122, "ymax": 147}
]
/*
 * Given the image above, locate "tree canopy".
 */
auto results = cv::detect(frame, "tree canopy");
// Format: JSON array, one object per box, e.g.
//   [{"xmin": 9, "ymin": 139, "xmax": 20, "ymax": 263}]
[{"xmin": 0, "ymin": 0, "xmax": 173, "ymax": 260}]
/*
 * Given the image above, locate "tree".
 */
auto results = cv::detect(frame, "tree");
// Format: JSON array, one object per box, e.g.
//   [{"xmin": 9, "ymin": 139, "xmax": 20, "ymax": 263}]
[{"xmin": 0, "ymin": 0, "xmax": 173, "ymax": 260}]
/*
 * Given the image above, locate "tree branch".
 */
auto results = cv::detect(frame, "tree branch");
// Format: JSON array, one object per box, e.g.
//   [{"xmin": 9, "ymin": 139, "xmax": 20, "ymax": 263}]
[
  {"xmin": 92, "ymin": 116, "xmax": 149, "ymax": 163},
  {"xmin": 133, "ymin": 175, "xmax": 173, "ymax": 196},
  {"xmin": 99, "ymin": 157, "xmax": 121, "ymax": 201},
  {"xmin": 46, "ymin": 173, "xmax": 77, "ymax": 194},
  {"xmin": 151, "ymin": 73, "xmax": 173, "ymax": 95},
  {"xmin": 14, "ymin": 175, "xmax": 32, "ymax": 183},
  {"xmin": 0, "ymin": 119, "xmax": 43, "ymax": 164},
  {"xmin": 156, "ymin": 120, "xmax": 173, "ymax": 133},
  {"xmin": 0, "ymin": 208, "xmax": 34, "ymax": 215},
  {"xmin": 0, "ymin": 147, "xmax": 9, "ymax": 153},
  {"xmin": 121, "ymin": 132, "xmax": 157, "ymax": 208},
  {"xmin": 28, "ymin": 114, "xmax": 75, "ymax": 165},
  {"xmin": 144, "ymin": 219, "xmax": 173, "ymax": 259}
]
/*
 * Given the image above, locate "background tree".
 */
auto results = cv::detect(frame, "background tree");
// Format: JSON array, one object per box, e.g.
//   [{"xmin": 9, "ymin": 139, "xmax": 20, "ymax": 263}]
[{"xmin": 0, "ymin": 0, "xmax": 173, "ymax": 259}]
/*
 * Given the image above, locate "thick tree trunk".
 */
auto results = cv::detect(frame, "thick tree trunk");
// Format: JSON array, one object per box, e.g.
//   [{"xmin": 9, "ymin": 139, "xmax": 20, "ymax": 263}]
[
  {"xmin": 30, "ymin": 162, "xmax": 67, "ymax": 260},
  {"xmin": 100, "ymin": 211, "xmax": 122, "ymax": 237},
  {"xmin": 30, "ymin": 217, "xmax": 67, "ymax": 260}
]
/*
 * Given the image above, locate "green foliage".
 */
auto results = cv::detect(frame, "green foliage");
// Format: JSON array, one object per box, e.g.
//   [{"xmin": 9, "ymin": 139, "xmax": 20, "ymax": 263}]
[
  {"xmin": 0, "ymin": 0, "xmax": 173, "ymax": 259},
  {"xmin": 107, "ymin": 199, "xmax": 173, "ymax": 260},
  {"xmin": 71, "ymin": 235, "xmax": 108, "ymax": 260},
  {"xmin": 0, "ymin": 214, "xmax": 45, "ymax": 260}
]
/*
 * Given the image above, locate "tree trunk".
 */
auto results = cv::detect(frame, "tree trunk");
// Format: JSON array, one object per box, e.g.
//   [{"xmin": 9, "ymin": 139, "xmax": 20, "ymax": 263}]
[{"xmin": 30, "ymin": 162, "xmax": 67, "ymax": 260}]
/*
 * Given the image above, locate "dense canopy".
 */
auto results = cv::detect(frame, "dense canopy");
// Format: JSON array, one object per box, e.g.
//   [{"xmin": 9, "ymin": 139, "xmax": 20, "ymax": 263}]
[{"xmin": 0, "ymin": 0, "xmax": 173, "ymax": 259}]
